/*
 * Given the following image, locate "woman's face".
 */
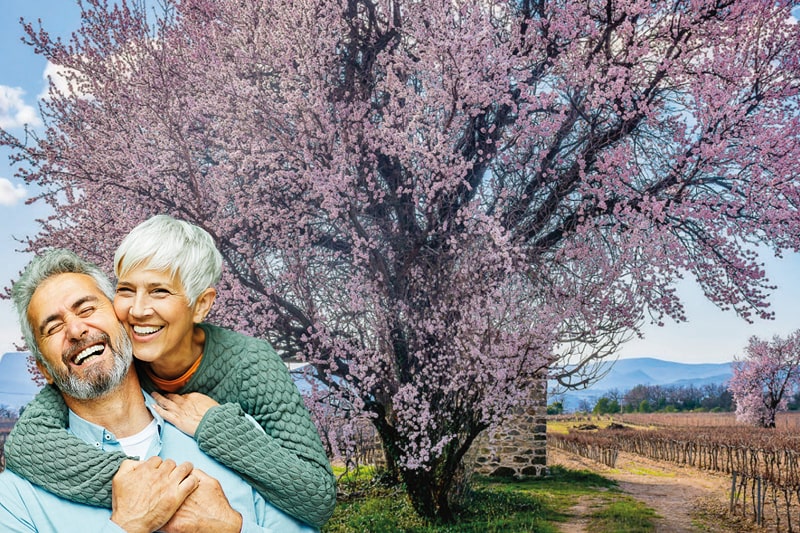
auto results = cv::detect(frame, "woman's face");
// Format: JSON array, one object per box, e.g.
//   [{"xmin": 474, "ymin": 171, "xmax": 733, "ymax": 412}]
[{"xmin": 113, "ymin": 267, "xmax": 199, "ymax": 364}]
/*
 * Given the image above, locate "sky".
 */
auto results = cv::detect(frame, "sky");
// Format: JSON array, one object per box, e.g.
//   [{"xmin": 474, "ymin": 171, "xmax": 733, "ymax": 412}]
[{"xmin": 1, "ymin": 2, "xmax": 799, "ymax": 364}]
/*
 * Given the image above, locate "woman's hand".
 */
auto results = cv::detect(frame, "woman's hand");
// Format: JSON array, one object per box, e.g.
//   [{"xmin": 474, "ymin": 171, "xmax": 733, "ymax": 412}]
[{"xmin": 150, "ymin": 392, "xmax": 220, "ymax": 437}]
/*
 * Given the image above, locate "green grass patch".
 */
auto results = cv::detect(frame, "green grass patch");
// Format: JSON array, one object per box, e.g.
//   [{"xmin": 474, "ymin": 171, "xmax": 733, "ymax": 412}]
[
  {"xmin": 545, "ymin": 419, "xmax": 573, "ymax": 434},
  {"xmin": 547, "ymin": 416, "xmax": 620, "ymax": 434},
  {"xmin": 624, "ymin": 466, "xmax": 675, "ymax": 477},
  {"xmin": 323, "ymin": 464, "xmax": 656, "ymax": 533},
  {"xmin": 332, "ymin": 464, "xmax": 379, "ymax": 482},
  {"xmin": 589, "ymin": 499, "xmax": 660, "ymax": 533}
]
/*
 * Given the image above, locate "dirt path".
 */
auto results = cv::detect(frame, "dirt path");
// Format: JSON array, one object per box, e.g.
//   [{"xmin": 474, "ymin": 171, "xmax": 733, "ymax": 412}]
[{"xmin": 549, "ymin": 447, "xmax": 750, "ymax": 533}]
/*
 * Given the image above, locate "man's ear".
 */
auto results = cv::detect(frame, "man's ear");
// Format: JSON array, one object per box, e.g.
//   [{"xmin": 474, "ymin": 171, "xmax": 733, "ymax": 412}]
[
  {"xmin": 36, "ymin": 360, "xmax": 54, "ymax": 385},
  {"xmin": 192, "ymin": 287, "xmax": 217, "ymax": 323}
]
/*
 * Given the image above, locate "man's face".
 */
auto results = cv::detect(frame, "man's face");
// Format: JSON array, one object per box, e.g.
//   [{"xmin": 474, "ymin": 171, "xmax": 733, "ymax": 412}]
[{"xmin": 28, "ymin": 273, "xmax": 132, "ymax": 400}]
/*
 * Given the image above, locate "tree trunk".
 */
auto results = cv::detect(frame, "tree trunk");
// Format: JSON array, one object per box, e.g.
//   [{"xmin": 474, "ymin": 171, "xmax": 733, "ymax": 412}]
[
  {"xmin": 401, "ymin": 464, "xmax": 455, "ymax": 522},
  {"xmin": 764, "ymin": 409, "xmax": 777, "ymax": 429}
]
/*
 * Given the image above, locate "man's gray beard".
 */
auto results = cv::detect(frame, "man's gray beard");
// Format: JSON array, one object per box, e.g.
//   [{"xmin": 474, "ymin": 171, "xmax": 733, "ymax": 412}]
[{"xmin": 45, "ymin": 325, "xmax": 134, "ymax": 400}]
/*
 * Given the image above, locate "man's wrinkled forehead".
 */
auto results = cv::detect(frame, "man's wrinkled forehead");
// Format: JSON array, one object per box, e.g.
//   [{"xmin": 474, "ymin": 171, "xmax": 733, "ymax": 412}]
[{"xmin": 28, "ymin": 273, "xmax": 110, "ymax": 332}]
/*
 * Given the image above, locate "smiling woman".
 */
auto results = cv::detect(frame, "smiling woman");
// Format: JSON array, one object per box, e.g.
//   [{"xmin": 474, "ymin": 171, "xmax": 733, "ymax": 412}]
[{"xmin": 114, "ymin": 268, "xmax": 213, "ymax": 382}]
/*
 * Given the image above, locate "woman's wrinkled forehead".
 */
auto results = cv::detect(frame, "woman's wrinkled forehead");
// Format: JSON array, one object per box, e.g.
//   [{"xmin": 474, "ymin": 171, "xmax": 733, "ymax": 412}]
[{"xmin": 117, "ymin": 256, "xmax": 181, "ymax": 284}]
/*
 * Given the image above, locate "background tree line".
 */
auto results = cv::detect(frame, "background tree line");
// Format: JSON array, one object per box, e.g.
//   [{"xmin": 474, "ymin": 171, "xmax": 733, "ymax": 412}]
[{"xmin": 549, "ymin": 382, "xmax": 735, "ymax": 415}]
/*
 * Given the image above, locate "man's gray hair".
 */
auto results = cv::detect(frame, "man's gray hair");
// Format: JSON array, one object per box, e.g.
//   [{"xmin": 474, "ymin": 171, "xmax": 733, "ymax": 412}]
[
  {"xmin": 11, "ymin": 249, "xmax": 115, "ymax": 364},
  {"xmin": 114, "ymin": 214, "xmax": 222, "ymax": 306}
]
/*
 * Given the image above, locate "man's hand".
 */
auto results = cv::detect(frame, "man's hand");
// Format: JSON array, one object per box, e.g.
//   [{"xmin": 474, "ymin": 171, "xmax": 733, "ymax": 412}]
[
  {"xmin": 110, "ymin": 457, "xmax": 198, "ymax": 533},
  {"xmin": 161, "ymin": 469, "xmax": 243, "ymax": 533},
  {"xmin": 151, "ymin": 392, "xmax": 220, "ymax": 437}
]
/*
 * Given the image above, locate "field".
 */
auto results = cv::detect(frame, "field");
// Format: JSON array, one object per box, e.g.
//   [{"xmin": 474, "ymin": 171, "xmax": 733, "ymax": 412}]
[
  {"xmin": 611, "ymin": 411, "xmax": 800, "ymax": 430},
  {"xmin": 548, "ymin": 413, "xmax": 800, "ymax": 532},
  {"xmin": 324, "ymin": 464, "xmax": 659, "ymax": 533}
]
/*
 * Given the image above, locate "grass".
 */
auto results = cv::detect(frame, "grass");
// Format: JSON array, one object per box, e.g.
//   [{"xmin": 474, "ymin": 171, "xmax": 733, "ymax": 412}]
[
  {"xmin": 546, "ymin": 415, "xmax": 622, "ymax": 435},
  {"xmin": 623, "ymin": 466, "xmax": 675, "ymax": 477},
  {"xmin": 590, "ymin": 500, "xmax": 660, "ymax": 533},
  {"xmin": 323, "ymin": 464, "xmax": 659, "ymax": 533}
]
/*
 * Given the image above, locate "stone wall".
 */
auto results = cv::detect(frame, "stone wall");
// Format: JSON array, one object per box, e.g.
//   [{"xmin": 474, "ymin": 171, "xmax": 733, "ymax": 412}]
[
  {"xmin": 347, "ymin": 380, "xmax": 549, "ymax": 478},
  {"xmin": 466, "ymin": 379, "xmax": 548, "ymax": 478}
]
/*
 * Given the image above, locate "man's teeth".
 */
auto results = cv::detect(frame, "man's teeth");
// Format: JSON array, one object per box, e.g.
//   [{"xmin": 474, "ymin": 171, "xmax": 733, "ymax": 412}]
[
  {"xmin": 133, "ymin": 325, "xmax": 162, "ymax": 335},
  {"xmin": 74, "ymin": 345, "xmax": 104, "ymax": 365}
]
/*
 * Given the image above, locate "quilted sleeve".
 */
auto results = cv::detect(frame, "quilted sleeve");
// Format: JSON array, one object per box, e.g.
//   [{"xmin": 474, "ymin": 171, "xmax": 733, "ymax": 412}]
[
  {"xmin": 194, "ymin": 360, "xmax": 336, "ymax": 528},
  {"xmin": 4, "ymin": 385, "xmax": 125, "ymax": 508}
]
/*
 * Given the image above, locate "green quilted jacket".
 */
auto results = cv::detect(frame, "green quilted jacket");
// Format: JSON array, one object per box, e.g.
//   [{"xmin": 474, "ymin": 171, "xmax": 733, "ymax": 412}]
[{"xmin": 5, "ymin": 323, "xmax": 336, "ymax": 528}]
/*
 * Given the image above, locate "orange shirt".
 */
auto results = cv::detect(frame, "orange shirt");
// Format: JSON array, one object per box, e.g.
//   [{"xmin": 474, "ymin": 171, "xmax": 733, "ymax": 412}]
[{"xmin": 143, "ymin": 354, "xmax": 204, "ymax": 393}]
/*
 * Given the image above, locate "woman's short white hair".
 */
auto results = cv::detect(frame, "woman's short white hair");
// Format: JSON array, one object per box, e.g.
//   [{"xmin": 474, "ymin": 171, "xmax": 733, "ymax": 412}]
[{"xmin": 114, "ymin": 215, "xmax": 222, "ymax": 306}]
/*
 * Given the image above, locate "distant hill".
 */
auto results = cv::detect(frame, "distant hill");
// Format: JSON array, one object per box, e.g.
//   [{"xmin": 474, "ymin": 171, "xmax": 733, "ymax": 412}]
[
  {"xmin": 551, "ymin": 357, "xmax": 733, "ymax": 412},
  {"xmin": 0, "ymin": 352, "xmax": 42, "ymax": 410},
  {"xmin": 589, "ymin": 357, "xmax": 732, "ymax": 391}
]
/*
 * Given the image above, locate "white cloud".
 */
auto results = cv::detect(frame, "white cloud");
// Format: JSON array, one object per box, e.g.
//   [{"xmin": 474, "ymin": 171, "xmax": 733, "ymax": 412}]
[
  {"xmin": 40, "ymin": 61, "xmax": 74, "ymax": 98},
  {"xmin": 0, "ymin": 86, "xmax": 42, "ymax": 129},
  {"xmin": 39, "ymin": 61, "xmax": 91, "ymax": 101},
  {"xmin": 0, "ymin": 177, "xmax": 27, "ymax": 206}
]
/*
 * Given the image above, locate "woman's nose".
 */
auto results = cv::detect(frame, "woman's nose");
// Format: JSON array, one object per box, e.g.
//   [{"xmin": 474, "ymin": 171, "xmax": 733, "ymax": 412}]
[{"xmin": 129, "ymin": 293, "xmax": 154, "ymax": 317}]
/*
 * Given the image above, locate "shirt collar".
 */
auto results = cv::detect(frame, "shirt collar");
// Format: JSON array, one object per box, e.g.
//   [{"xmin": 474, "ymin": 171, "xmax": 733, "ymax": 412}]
[{"xmin": 67, "ymin": 389, "xmax": 164, "ymax": 452}]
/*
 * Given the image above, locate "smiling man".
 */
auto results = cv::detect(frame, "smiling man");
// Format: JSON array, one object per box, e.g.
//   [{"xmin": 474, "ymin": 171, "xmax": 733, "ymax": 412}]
[
  {"xmin": 26, "ymin": 269, "xmax": 132, "ymax": 400},
  {"xmin": 0, "ymin": 249, "xmax": 315, "ymax": 533}
]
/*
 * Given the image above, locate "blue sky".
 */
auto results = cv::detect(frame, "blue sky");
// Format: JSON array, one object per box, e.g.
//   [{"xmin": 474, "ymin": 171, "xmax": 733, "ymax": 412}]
[
  {"xmin": 1, "ymin": 1, "xmax": 83, "ymax": 355},
  {"xmin": 1, "ymin": 2, "xmax": 799, "ymax": 363}
]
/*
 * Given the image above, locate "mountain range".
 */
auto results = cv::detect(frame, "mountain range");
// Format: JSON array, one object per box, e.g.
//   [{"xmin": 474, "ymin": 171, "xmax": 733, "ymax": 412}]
[
  {"xmin": 550, "ymin": 357, "xmax": 733, "ymax": 412},
  {"xmin": 1, "ymin": 351, "xmax": 733, "ymax": 414}
]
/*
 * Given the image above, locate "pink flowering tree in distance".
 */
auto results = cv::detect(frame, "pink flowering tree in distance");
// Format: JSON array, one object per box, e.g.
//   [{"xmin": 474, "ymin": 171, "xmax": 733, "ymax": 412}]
[
  {"xmin": 3, "ymin": 0, "xmax": 800, "ymax": 520},
  {"xmin": 729, "ymin": 331, "xmax": 800, "ymax": 428}
]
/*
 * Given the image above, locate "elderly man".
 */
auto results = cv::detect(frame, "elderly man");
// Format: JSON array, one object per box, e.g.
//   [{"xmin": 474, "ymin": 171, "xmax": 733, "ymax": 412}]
[{"xmin": 0, "ymin": 249, "xmax": 315, "ymax": 533}]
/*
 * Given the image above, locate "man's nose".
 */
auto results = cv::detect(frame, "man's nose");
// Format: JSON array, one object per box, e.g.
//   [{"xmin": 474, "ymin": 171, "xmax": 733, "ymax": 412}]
[{"xmin": 65, "ymin": 317, "xmax": 89, "ymax": 340}]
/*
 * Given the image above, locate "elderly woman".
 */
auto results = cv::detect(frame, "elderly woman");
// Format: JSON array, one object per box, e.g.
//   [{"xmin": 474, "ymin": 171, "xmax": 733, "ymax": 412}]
[{"xmin": 5, "ymin": 215, "xmax": 336, "ymax": 529}]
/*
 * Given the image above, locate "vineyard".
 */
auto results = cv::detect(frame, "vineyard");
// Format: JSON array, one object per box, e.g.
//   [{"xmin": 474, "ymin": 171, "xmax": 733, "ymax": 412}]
[
  {"xmin": 549, "ymin": 416, "xmax": 800, "ymax": 531},
  {"xmin": 612, "ymin": 411, "xmax": 800, "ymax": 430}
]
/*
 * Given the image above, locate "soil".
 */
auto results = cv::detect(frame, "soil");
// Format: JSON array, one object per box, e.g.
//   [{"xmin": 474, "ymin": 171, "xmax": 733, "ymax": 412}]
[{"xmin": 549, "ymin": 447, "xmax": 761, "ymax": 533}]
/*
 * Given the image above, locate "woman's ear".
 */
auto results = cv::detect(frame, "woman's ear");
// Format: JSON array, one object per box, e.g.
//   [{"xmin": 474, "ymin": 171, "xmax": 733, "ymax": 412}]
[{"xmin": 192, "ymin": 287, "xmax": 217, "ymax": 323}]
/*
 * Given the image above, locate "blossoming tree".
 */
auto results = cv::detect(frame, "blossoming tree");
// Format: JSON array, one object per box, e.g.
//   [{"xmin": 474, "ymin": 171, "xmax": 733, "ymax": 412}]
[
  {"xmin": 3, "ymin": 0, "xmax": 800, "ymax": 520},
  {"xmin": 729, "ymin": 331, "xmax": 800, "ymax": 428}
]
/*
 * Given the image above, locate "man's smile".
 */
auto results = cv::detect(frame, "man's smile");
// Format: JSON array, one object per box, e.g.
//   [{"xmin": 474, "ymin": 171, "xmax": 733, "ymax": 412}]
[{"xmin": 63, "ymin": 334, "xmax": 111, "ymax": 368}]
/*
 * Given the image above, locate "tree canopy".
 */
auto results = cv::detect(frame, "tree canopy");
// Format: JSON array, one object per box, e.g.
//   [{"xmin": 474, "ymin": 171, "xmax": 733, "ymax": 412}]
[
  {"xmin": 3, "ymin": 0, "xmax": 800, "ymax": 521},
  {"xmin": 729, "ymin": 330, "xmax": 800, "ymax": 428}
]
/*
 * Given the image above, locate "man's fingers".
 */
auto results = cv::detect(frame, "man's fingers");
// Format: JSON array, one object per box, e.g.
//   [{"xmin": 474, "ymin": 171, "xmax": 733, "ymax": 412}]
[
  {"xmin": 177, "ymin": 473, "xmax": 200, "ymax": 499},
  {"xmin": 117, "ymin": 459, "xmax": 139, "ymax": 474},
  {"xmin": 158, "ymin": 458, "xmax": 177, "ymax": 472},
  {"xmin": 171, "ymin": 461, "xmax": 194, "ymax": 482},
  {"xmin": 143, "ymin": 455, "xmax": 164, "ymax": 469},
  {"xmin": 190, "ymin": 469, "xmax": 211, "ymax": 482}
]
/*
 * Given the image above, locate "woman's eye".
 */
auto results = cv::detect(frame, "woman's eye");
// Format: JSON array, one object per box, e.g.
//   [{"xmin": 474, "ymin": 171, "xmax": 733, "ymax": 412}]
[{"xmin": 116, "ymin": 287, "xmax": 133, "ymax": 295}]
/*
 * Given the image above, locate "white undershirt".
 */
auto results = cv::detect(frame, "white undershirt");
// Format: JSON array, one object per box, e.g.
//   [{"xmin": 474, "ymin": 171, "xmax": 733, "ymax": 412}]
[{"xmin": 117, "ymin": 418, "xmax": 159, "ymax": 459}]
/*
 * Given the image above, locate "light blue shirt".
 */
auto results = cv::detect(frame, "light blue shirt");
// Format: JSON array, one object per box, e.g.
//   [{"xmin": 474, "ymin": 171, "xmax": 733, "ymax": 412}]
[{"xmin": 0, "ymin": 391, "xmax": 317, "ymax": 533}]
